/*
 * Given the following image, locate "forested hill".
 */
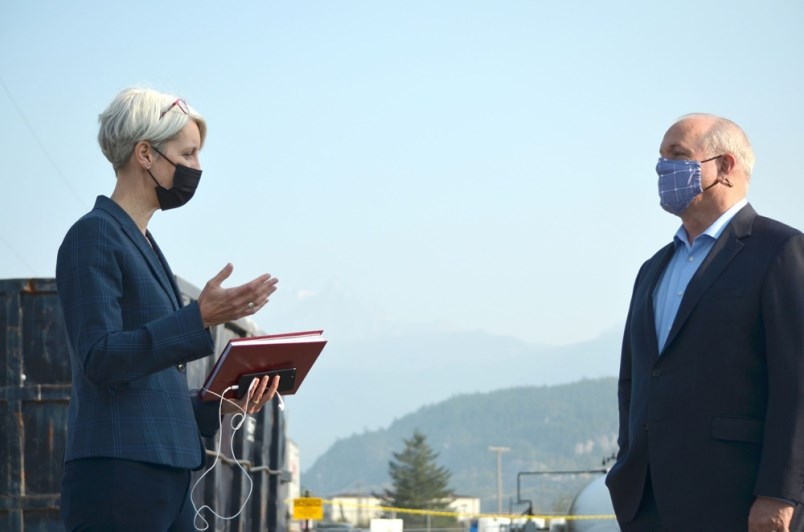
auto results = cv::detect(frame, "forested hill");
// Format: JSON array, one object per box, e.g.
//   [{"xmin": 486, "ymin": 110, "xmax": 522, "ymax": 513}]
[{"xmin": 302, "ymin": 377, "xmax": 619, "ymax": 512}]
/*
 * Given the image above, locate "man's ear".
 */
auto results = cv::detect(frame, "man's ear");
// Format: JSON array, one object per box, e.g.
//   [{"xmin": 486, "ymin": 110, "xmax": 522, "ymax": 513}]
[
  {"xmin": 718, "ymin": 153, "xmax": 737, "ymax": 187},
  {"xmin": 719, "ymin": 153, "xmax": 737, "ymax": 176},
  {"xmin": 133, "ymin": 141, "xmax": 154, "ymax": 169}
]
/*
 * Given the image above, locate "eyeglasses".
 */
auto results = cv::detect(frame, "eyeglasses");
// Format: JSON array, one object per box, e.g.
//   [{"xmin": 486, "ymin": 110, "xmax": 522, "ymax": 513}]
[{"xmin": 159, "ymin": 99, "xmax": 189, "ymax": 119}]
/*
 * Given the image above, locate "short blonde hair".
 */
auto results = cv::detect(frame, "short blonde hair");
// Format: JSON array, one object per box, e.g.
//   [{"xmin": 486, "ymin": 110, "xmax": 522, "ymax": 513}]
[
  {"xmin": 681, "ymin": 113, "xmax": 755, "ymax": 178},
  {"xmin": 97, "ymin": 87, "xmax": 207, "ymax": 171}
]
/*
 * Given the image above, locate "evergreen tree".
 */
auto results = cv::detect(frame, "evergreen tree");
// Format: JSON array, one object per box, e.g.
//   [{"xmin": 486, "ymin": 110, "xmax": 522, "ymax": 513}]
[{"xmin": 382, "ymin": 430, "xmax": 456, "ymax": 528}]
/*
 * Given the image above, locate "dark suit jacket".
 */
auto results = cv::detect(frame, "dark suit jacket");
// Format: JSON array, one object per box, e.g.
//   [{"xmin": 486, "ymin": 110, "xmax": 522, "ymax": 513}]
[
  {"xmin": 57, "ymin": 196, "xmax": 219, "ymax": 469},
  {"xmin": 606, "ymin": 204, "xmax": 804, "ymax": 530}
]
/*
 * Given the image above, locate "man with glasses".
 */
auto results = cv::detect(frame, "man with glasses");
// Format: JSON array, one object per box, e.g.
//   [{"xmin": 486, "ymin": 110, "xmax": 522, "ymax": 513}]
[{"xmin": 606, "ymin": 114, "xmax": 804, "ymax": 531}]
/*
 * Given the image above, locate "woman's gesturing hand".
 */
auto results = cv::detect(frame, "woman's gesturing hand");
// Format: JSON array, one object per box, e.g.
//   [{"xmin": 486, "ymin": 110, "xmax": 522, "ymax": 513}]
[{"xmin": 197, "ymin": 263, "xmax": 278, "ymax": 328}]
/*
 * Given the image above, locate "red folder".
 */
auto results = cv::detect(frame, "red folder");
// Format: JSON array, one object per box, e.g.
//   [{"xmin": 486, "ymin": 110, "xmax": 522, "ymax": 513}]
[{"xmin": 199, "ymin": 330, "xmax": 326, "ymax": 402}]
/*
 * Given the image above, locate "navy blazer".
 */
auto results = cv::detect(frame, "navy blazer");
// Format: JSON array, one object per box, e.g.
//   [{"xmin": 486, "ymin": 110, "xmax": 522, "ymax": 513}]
[
  {"xmin": 606, "ymin": 204, "xmax": 804, "ymax": 530},
  {"xmin": 57, "ymin": 196, "xmax": 219, "ymax": 469}
]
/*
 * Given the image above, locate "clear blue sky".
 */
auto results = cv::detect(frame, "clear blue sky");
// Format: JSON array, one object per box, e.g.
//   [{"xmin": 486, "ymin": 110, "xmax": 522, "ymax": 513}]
[{"xmin": 2, "ymin": 0, "xmax": 803, "ymax": 347}]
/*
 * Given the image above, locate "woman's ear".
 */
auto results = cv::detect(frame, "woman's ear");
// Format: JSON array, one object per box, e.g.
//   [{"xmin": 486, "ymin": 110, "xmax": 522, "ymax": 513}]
[{"xmin": 133, "ymin": 141, "xmax": 154, "ymax": 169}]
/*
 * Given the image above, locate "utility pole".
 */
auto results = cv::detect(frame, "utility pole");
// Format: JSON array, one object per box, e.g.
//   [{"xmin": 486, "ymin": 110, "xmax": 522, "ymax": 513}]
[{"xmin": 488, "ymin": 446, "xmax": 511, "ymax": 515}]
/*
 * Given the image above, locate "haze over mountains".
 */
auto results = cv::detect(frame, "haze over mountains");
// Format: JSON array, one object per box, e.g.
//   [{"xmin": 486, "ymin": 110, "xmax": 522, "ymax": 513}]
[
  {"xmin": 263, "ymin": 282, "xmax": 624, "ymax": 467},
  {"xmin": 303, "ymin": 377, "xmax": 619, "ymax": 513}
]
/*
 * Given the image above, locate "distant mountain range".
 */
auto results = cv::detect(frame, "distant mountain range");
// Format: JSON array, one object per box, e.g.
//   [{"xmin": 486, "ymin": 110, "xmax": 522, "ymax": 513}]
[
  {"xmin": 302, "ymin": 377, "xmax": 619, "ymax": 514},
  {"xmin": 261, "ymin": 282, "xmax": 624, "ymax": 468}
]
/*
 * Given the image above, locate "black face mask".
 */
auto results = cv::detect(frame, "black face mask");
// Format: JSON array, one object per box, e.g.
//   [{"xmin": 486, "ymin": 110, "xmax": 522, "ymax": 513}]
[{"xmin": 147, "ymin": 146, "xmax": 202, "ymax": 210}]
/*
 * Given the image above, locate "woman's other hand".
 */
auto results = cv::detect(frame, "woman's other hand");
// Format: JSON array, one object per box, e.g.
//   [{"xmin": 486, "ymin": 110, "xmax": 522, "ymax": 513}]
[{"xmin": 221, "ymin": 375, "xmax": 280, "ymax": 416}]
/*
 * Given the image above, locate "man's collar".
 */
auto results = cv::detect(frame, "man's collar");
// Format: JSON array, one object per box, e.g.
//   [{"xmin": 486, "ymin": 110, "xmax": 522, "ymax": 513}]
[{"xmin": 674, "ymin": 198, "xmax": 748, "ymax": 247}]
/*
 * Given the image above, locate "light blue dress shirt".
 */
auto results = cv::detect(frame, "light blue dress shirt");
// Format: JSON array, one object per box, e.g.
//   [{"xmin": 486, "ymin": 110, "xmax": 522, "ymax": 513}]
[{"xmin": 653, "ymin": 199, "xmax": 748, "ymax": 353}]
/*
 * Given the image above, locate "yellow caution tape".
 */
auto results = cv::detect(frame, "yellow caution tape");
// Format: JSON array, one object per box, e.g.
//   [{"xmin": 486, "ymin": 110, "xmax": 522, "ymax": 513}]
[{"xmin": 288, "ymin": 498, "xmax": 616, "ymax": 521}]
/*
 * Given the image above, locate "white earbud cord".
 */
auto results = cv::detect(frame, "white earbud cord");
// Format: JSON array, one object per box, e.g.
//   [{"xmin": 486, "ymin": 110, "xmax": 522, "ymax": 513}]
[{"xmin": 190, "ymin": 384, "xmax": 254, "ymax": 531}]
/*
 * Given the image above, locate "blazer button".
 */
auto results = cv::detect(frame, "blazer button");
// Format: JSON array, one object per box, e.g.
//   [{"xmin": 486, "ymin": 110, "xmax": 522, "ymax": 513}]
[
  {"xmin": 642, "ymin": 422, "xmax": 649, "ymax": 430},
  {"xmin": 177, "ymin": 363, "xmax": 186, "ymax": 373},
  {"xmin": 651, "ymin": 369, "xmax": 662, "ymax": 377}
]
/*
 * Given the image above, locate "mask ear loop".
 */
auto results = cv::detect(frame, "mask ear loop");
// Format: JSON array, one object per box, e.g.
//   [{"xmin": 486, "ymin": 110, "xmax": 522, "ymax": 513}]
[
  {"xmin": 703, "ymin": 176, "xmax": 734, "ymax": 190},
  {"xmin": 190, "ymin": 382, "xmax": 257, "ymax": 531}
]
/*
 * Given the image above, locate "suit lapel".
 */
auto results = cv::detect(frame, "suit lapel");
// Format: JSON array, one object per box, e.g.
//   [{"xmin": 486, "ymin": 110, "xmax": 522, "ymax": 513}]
[
  {"xmin": 146, "ymin": 233, "xmax": 183, "ymax": 309},
  {"xmin": 639, "ymin": 243, "xmax": 676, "ymax": 356},
  {"xmin": 95, "ymin": 196, "xmax": 180, "ymax": 310},
  {"xmin": 663, "ymin": 204, "xmax": 756, "ymax": 350}
]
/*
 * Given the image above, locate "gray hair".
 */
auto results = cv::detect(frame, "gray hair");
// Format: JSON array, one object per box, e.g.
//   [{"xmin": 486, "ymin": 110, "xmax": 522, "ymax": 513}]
[
  {"xmin": 682, "ymin": 113, "xmax": 756, "ymax": 178},
  {"xmin": 97, "ymin": 87, "xmax": 207, "ymax": 171}
]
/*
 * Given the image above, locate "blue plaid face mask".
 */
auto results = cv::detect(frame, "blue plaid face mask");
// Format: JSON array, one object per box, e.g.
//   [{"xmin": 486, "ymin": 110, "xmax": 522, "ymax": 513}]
[{"xmin": 656, "ymin": 156, "xmax": 723, "ymax": 215}]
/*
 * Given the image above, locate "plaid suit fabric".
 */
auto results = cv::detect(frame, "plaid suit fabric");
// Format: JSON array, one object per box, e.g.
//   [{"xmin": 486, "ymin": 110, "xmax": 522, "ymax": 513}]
[{"xmin": 56, "ymin": 195, "xmax": 215, "ymax": 469}]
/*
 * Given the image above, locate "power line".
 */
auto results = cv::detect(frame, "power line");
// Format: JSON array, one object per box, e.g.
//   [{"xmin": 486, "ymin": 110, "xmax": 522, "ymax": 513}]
[
  {"xmin": 0, "ymin": 231, "xmax": 37, "ymax": 275},
  {"xmin": 0, "ymin": 75, "xmax": 87, "ymax": 209},
  {"xmin": 0, "ymin": 75, "xmax": 87, "ymax": 277}
]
